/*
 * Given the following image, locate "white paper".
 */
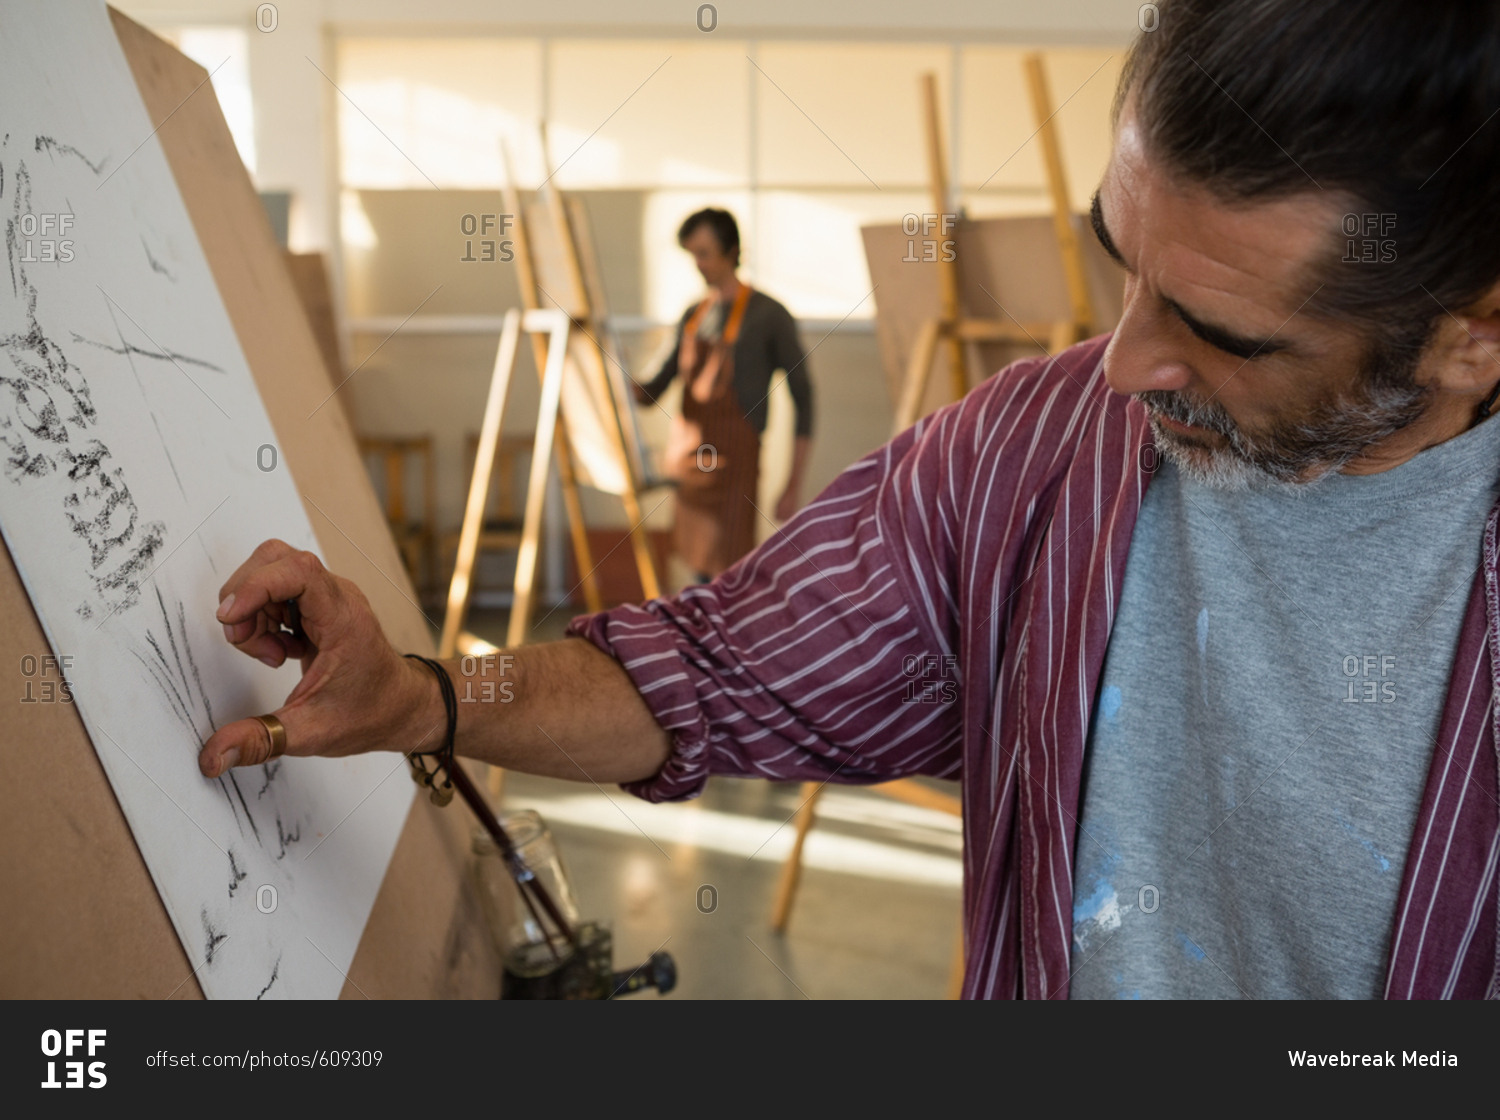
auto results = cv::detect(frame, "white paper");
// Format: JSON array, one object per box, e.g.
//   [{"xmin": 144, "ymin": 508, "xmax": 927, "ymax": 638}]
[{"xmin": 0, "ymin": 1, "xmax": 413, "ymax": 998}]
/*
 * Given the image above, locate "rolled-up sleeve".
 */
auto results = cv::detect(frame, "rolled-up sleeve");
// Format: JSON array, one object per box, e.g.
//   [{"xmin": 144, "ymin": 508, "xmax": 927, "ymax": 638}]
[{"xmin": 567, "ymin": 403, "xmax": 971, "ymax": 802}]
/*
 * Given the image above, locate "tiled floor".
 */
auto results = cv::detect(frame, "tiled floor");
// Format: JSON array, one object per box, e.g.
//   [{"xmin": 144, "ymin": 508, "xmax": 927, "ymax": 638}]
[{"xmin": 461, "ymin": 606, "xmax": 964, "ymax": 1000}]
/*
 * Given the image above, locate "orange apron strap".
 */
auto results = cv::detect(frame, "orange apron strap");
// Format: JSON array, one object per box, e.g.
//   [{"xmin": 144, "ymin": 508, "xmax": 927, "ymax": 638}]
[
  {"xmin": 678, "ymin": 295, "xmax": 714, "ymax": 374},
  {"xmin": 722, "ymin": 283, "xmax": 752, "ymax": 346}
]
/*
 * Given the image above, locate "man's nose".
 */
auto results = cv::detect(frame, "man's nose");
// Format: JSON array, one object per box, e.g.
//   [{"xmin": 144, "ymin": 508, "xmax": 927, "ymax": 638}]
[{"xmin": 1101, "ymin": 281, "xmax": 1193, "ymax": 396}]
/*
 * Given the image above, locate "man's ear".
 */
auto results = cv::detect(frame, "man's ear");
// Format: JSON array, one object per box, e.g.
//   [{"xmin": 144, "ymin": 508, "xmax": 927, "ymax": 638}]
[{"xmin": 1429, "ymin": 278, "xmax": 1500, "ymax": 392}]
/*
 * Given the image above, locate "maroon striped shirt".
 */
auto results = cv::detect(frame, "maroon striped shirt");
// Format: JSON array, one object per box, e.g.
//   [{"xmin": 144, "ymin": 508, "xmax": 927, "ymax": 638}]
[{"xmin": 568, "ymin": 335, "xmax": 1500, "ymax": 999}]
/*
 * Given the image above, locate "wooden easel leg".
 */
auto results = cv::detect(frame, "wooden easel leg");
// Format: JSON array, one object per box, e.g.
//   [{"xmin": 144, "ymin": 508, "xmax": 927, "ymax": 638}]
[
  {"xmin": 1024, "ymin": 53, "xmax": 1096, "ymax": 342},
  {"xmin": 619, "ymin": 485, "xmax": 661, "ymax": 600},
  {"xmin": 486, "ymin": 762, "xmax": 507, "ymax": 801},
  {"xmin": 506, "ymin": 314, "xmax": 570, "ymax": 650},
  {"xmin": 944, "ymin": 334, "xmax": 968, "ymax": 403},
  {"xmin": 895, "ymin": 318, "xmax": 944, "ymax": 435},
  {"xmin": 770, "ymin": 781, "xmax": 824, "ymax": 933},
  {"xmin": 552, "ymin": 420, "xmax": 604, "ymax": 614},
  {"xmin": 440, "ymin": 311, "xmax": 523, "ymax": 659},
  {"xmin": 571, "ymin": 331, "xmax": 661, "ymax": 601},
  {"xmin": 1048, "ymin": 320, "xmax": 1077, "ymax": 356},
  {"xmin": 946, "ymin": 920, "xmax": 966, "ymax": 999}
]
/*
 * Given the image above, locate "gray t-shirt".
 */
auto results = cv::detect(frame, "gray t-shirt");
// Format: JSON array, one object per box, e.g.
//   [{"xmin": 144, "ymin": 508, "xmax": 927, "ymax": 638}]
[{"xmin": 1070, "ymin": 414, "xmax": 1500, "ymax": 999}]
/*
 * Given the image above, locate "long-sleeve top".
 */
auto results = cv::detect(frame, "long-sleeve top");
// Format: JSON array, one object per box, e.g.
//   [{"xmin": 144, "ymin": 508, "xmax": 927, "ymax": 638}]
[
  {"xmin": 638, "ymin": 289, "xmax": 815, "ymax": 438},
  {"xmin": 568, "ymin": 335, "xmax": 1500, "ymax": 999}
]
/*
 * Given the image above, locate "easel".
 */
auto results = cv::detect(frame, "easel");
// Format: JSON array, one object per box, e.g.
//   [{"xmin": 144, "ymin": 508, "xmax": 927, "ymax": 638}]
[
  {"xmin": 438, "ymin": 143, "xmax": 662, "ymax": 664},
  {"xmin": 892, "ymin": 54, "xmax": 1098, "ymax": 434},
  {"xmin": 0, "ymin": 9, "xmax": 501, "ymax": 999}
]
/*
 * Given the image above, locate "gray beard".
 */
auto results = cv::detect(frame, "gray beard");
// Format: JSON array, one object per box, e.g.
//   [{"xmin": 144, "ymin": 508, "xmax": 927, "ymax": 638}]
[{"xmin": 1138, "ymin": 369, "xmax": 1430, "ymax": 493}]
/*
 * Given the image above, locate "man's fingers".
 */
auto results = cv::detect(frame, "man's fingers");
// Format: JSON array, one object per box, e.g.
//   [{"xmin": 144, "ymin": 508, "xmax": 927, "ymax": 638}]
[
  {"xmin": 199, "ymin": 715, "xmax": 284, "ymax": 778},
  {"xmin": 217, "ymin": 538, "xmax": 299, "ymax": 603},
  {"xmin": 234, "ymin": 628, "xmax": 297, "ymax": 667},
  {"xmin": 216, "ymin": 551, "xmax": 333, "ymax": 634}
]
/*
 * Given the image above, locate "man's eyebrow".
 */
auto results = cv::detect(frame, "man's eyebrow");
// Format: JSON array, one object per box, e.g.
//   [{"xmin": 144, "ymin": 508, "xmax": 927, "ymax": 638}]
[
  {"xmin": 1089, "ymin": 191, "xmax": 1127, "ymax": 267},
  {"xmin": 1160, "ymin": 296, "xmax": 1289, "ymax": 360},
  {"xmin": 1091, "ymin": 190, "xmax": 1290, "ymax": 361}
]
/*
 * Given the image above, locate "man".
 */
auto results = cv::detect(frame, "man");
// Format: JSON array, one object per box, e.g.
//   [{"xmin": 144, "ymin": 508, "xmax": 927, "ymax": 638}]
[
  {"xmin": 633, "ymin": 208, "xmax": 815, "ymax": 579},
  {"xmin": 199, "ymin": 0, "xmax": 1500, "ymax": 998}
]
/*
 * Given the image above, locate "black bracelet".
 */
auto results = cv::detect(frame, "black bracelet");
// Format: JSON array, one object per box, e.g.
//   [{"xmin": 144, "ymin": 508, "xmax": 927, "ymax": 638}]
[{"xmin": 404, "ymin": 654, "xmax": 457, "ymax": 805}]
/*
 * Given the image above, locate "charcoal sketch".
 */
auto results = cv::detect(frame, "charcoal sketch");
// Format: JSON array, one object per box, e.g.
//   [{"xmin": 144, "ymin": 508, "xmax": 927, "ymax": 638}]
[{"xmin": 0, "ymin": 4, "xmax": 412, "ymax": 999}]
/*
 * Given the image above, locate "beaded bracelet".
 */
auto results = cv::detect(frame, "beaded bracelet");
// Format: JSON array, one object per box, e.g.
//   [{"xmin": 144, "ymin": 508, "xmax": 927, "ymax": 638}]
[{"xmin": 404, "ymin": 653, "xmax": 457, "ymax": 805}]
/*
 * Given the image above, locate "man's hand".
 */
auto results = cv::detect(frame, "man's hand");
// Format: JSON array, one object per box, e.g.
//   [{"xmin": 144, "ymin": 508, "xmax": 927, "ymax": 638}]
[{"xmin": 196, "ymin": 539, "xmax": 440, "ymax": 778}]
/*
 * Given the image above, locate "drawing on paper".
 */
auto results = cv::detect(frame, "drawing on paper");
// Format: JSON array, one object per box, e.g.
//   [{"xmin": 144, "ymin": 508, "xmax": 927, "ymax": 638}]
[{"xmin": 0, "ymin": 3, "xmax": 411, "ymax": 999}]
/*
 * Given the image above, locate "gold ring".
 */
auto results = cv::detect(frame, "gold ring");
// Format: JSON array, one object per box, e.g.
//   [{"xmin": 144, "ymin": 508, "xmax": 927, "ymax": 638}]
[{"xmin": 251, "ymin": 714, "xmax": 287, "ymax": 760}]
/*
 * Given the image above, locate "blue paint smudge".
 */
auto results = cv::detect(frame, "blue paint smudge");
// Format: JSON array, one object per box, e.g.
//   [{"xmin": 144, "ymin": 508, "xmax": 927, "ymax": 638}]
[
  {"xmin": 1099, "ymin": 685, "xmax": 1123, "ymax": 722},
  {"xmin": 1175, "ymin": 930, "xmax": 1207, "ymax": 962},
  {"xmin": 1112, "ymin": 970, "xmax": 1142, "ymax": 1000},
  {"xmin": 1073, "ymin": 877, "xmax": 1115, "ymax": 927},
  {"xmin": 1196, "ymin": 608, "xmax": 1209, "ymax": 658},
  {"xmin": 1336, "ymin": 814, "xmax": 1391, "ymax": 872}
]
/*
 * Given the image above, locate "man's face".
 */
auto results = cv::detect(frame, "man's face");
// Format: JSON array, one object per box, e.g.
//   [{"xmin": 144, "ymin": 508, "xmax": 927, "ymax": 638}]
[
  {"xmin": 1096, "ymin": 108, "xmax": 1429, "ymax": 488},
  {"xmin": 682, "ymin": 224, "xmax": 736, "ymax": 287}
]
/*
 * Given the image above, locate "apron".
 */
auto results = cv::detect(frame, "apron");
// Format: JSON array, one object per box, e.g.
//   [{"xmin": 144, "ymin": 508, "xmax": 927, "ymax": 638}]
[{"xmin": 668, "ymin": 283, "xmax": 759, "ymax": 577}]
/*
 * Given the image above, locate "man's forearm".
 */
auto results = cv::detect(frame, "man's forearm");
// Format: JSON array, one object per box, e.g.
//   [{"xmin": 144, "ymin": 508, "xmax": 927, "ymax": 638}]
[{"xmin": 408, "ymin": 638, "xmax": 672, "ymax": 784}]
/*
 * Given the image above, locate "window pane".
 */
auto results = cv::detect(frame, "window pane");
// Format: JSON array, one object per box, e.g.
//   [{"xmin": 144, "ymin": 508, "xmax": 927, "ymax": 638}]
[
  {"xmin": 548, "ymin": 40, "xmax": 749, "ymax": 189},
  {"xmin": 754, "ymin": 44, "xmax": 952, "ymax": 189},
  {"xmin": 959, "ymin": 46, "xmax": 1121, "ymax": 212},
  {"xmin": 336, "ymin": 38, "xmax": 545, "ymax": 189},
  {"xmin": 753, "ymin": 190, "xmax": 930, "ymax": 320},
  {"xmin": 170, "ymin": 27, "xmax": 257, "ymax": 175}
]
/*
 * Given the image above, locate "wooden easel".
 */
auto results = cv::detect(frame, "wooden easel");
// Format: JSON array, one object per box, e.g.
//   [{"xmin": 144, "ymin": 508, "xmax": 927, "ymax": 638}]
[
  {"xmin": 0, "ymin": 9, "xmax": 501, "ymax": 999},
  {"xmin": 438, "ymin": 147, "xmax": 662, "ymax": 664},
  {"xmin": 892, "ymin": 54, "xmax": 1098, "ymax": 434},
  {"xmin": 439, "ymin": 307, "xmax": 571, "ymax": 657}
]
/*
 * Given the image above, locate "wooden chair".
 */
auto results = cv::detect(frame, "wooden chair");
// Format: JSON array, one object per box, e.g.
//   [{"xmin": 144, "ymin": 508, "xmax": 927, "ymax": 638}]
[
  {"xmin": 770, "ymin": 777, "xmax": 966, "ymax": 999},
  {"xmin": 358, "ymin": 435, "xmax": 436, "ymax": 596}
]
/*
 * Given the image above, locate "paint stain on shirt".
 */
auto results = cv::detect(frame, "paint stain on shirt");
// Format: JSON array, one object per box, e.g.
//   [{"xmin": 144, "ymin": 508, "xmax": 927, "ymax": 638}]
[
  {"xmin": 1175, "ymin": 930, "xmax": 1207, "ymax": 962},
  {"xmin": 1100, "ymin": 685, "xmax": 1123, "ymax": 722},
  {"xmin": 1337, "ymin": 814, "xmax": 1391, "ymax": 872}
]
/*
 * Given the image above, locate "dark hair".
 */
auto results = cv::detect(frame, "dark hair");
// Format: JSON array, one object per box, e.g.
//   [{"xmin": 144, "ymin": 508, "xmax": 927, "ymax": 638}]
[
  {"xmin": 677, "ymin": 208, "xmax": 740, "ymax": 264},
  {"xmin": 1120, "ymin": 0, "xmax": 1500, "ymax": 366}
]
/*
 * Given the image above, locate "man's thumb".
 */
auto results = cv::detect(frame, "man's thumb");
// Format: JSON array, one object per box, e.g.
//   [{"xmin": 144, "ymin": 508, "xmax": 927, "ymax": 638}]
[{"xmin": 199, "ymin": 714, "xmax": 287, "ymax": 778}]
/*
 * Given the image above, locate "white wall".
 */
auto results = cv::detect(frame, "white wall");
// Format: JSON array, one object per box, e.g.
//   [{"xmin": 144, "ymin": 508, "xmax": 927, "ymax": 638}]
[{"xmin": 116, "ymin": 0, "xmax": 1144, "ymax": 253}]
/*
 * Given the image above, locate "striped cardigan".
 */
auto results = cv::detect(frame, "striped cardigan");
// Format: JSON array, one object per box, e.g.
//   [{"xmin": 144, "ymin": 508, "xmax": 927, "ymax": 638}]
[{"xmin": 569, "ymin": 335, "xmax": 1500, "ymax": 999}]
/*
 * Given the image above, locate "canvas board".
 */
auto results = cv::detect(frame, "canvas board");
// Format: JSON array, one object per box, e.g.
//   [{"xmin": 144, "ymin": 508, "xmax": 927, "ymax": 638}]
[{"xmin": 0, "ymin": 0, "xmax": 413, "ymax": 999}]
